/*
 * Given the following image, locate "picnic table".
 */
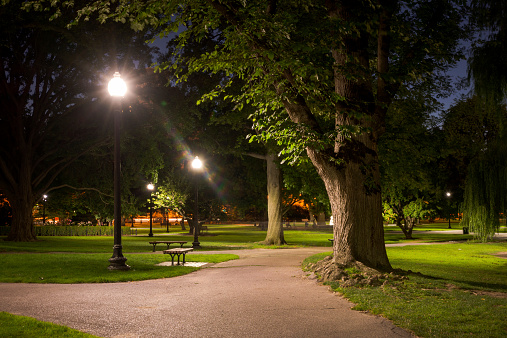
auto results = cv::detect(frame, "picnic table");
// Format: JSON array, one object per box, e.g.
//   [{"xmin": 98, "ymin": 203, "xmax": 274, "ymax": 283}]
[
  {"xmin": 149, "ymin": 241, "xmax": 187, "ymax": 252},
  {"xmin": 163, "ymin": 248, "xmax": 194, "ymax": 266}
]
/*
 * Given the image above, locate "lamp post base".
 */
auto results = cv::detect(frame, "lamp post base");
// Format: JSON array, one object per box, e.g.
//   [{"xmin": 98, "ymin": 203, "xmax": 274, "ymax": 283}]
[
  {"xmin": 192, "ymin": 241, "xmax": 201, "ymax": 249},
  {"xmin": 108, "ymin": 245, "xmax": 130, "ymax": 271}
]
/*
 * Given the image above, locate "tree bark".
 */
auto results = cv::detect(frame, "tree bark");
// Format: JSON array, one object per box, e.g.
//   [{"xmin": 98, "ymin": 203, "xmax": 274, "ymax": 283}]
[
  {"xmin": 5, "ymin": 159, "xmax": 37, "ymax": 241},
  {"xmin": 261, "ymin": 152, "xmax": 286, "ymax": 245},
  {"xmin": 247, "ymin": 151, "xmax": 286, "ymax": 245}
]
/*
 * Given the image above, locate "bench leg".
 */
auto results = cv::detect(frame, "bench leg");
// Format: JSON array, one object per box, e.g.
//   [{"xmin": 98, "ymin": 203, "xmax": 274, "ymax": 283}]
[
  {"xmin": 152, "ymin": 244, "xmax": 157, "ymax": 252},
  {"xmin": 170, "ymin": 254, "xmax": 176, "ymax": 266}
]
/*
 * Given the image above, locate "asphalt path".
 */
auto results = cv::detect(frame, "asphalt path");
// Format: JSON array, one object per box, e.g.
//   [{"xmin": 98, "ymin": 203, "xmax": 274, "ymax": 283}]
[{"xmin": 0, "ymin": 247, "xmax": 415, "ymax": 338}]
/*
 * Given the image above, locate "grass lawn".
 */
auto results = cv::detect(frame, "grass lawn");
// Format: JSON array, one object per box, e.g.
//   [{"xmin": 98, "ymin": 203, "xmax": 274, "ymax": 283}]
[
  {"xmin": 0, "ymin": 312, "xmax": 98, "ymax": 338},
  {"xmin": 303, "ymin": 241, "xmax": 507, "ymax": 338},
  {"xmin": 0, "ymin": 252, "xmax": 238, "ymax": 283},
  {"xmin": 0, "ymin": 222, "xmax": 489, "ymax": 254}
]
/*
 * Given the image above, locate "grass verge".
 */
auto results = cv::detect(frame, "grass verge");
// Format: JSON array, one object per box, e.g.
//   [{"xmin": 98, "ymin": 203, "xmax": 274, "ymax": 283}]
[
  {"xmin": 303, "ymin": 242, "xmax": 507, "ymax": 338},
  {"xmin": 0, "ymin": 312, "xmax": 98, "ymax": 337}
]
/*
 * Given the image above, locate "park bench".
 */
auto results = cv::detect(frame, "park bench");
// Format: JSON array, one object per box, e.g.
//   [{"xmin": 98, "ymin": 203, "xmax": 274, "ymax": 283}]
[
  {"xmin": 149, "ymin": 241, "xmax": 187, "ymax": 252},
  {"xmin": 163, "ymin": 248, "xmax": 194, "ymax": 266}
]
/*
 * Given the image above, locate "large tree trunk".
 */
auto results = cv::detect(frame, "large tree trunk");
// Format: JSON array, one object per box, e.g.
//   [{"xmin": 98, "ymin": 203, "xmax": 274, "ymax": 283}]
[
  {"xmin": 308, "ymin": 146, "xmax": 391, "ymax": 270},
  {"xmin": 261, "ymin": 152, "xmax": 286, "ymax": 245},
  {"xmin": 6, "ymin": 160, "xmax": 37, "ymax": 241},
  {"xmin": 6, "ymin": 200, "xmax": 36, "ymax": 241},
  {"xmin": 298, "ymin": 0, "xmax": 392, "ymax": 271}
]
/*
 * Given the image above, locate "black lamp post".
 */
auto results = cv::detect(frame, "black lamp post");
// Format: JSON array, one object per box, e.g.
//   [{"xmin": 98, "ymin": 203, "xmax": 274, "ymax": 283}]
[
  {"xmin": 107, "ymin": 72, "xmax": 130, "ymax": 271},
  {"xmin": 42, "ymin": 194, "xmax": 47, "ymax": 225},
  {"xmin": 446, "ymin": 191, "xmax": 452, "ymax": 229},
  {"xmin": 191, "ymin": 156, "xmax": 203, "ymax": 248},
  {"xmin": 147, "ymin": 183, "xmax": 154, "ymax": 237},
  {"xmin": 165, "ymin": 207, "xmax": 170, "ymax": 233}
]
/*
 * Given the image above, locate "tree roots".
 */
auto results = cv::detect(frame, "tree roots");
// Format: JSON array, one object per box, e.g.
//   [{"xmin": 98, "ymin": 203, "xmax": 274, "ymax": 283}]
[{"xmin": 306, "ymin": 255, "xmax": 408, "ymax": 288}]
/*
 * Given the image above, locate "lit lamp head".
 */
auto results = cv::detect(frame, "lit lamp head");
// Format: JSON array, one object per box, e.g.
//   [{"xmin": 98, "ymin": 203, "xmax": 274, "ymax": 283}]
[
  {"xmin": 108, "ymin": 72, "xmax": 127, "ymax": 97},
  {"xmin": 147, "ymin": 183, "xmax": 154, "ymax": 191},
  {"xmin": 43, "ymin": 194, "xmax": 47, "ymax": 201},
  {"xmin": 192, "ymin": 156, "xmax": 203, "ymax": 169},
  {"xmin": 446, "ymin": 192, "xmax": 451, "ymax": 198}
]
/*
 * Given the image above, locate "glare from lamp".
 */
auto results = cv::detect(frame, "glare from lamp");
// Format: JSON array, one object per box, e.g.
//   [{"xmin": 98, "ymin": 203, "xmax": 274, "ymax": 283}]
[
  {"xmin": 147, "ymin": 183, "xmax": 154, "ymax": 191},
  {"xmin": 108, "ymin": 72, "xmax": 127, "ymax": 97},
  {"xmin": 192, "ymin": 156, "xmax": 203, "ymax": 169}
]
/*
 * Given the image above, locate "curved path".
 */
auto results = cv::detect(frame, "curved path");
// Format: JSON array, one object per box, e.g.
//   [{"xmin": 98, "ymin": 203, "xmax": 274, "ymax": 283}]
[{"xmin": 0, "ymin": 248, "xmax": 414, "ymax": 337}]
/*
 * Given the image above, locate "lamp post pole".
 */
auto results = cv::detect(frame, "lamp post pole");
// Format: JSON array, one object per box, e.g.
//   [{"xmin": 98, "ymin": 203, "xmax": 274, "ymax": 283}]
[
  {"xmin": 192, "ymin": 156, "xmax": 202, "ymax": 248},
  {"xmin": 107, "ymin": 72, "xmax": 130, "ymax": 271},
  {"xmin": 147, "ymin": 183, "xmax": 154, "ymax": 237},
  {"xmin": 42, "ymin": 195, "xmax": 47, "ymax": 226},
  {"xmin": 446, "ymin": 191, "xmax": 452, "ymax": 229},
  {"xmin": 166, "ymin": 197, "xmax": 171, "ymax": 233}
]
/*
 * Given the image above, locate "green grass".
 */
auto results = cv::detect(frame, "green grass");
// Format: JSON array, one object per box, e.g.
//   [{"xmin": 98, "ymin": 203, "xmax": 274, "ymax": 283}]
[
  {"xmin": 0, "ymin": 252, "xmax": 238, "ymax": 283},
  {"xmin": 0, "ymin": 312, "xmax": 98, "ymax": 337},
  {"xmin": 303, "ymin": 242, "xmax": 507, "ymax": 338},
  {"xmin": 1, "ymin": 222, "xmax": 488, "ymax": 254}
]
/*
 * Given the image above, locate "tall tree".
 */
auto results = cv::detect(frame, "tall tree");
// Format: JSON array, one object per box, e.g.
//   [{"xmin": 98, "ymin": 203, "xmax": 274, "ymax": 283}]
[
  {"xmin": 460, "ymin": 0, "xmax": 507, "ymax": 241},
  {"xmin": 30, "ymin": 0, "xmax": 468, "ymax": 272},
  {"xmin": 0, "ymin": 1, "xmax": 154, "ymax": 241},
  {"xmin": 380, "ymin": 76, "xmax": 449, "ymax": 239},
  {"xmin": 444, "ymin": 97, "xmax": 507, "ymax": 241}
]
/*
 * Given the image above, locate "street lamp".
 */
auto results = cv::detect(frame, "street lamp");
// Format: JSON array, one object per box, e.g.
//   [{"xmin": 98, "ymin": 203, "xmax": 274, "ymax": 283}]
[
  {"xmin": 107, "ymin": 72, "xmax": 130, "ymax": 271},
  {"xmin": 191, "ymin": 156, "xmax": 203, "ymax": 248},
  {"xmin": 446, "ymin": 191, "xmax": 452, "ymax": 229},
  {"xmin": 42, "ymin": 195, "xmax": 47, "ymax": 225},
  {"xmin": 147, "ymin": 183, "xmax": 155, "ymax": 237}
]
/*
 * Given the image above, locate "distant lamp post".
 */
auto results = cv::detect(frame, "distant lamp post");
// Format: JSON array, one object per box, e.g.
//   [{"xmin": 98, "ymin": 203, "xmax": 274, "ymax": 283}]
[
  {"xmin": 42, "ymin": 195, "xmax": 47, "ymax": 225},
  {"xmin": 191, "ymin": 156, "xmax": 203, "ymax": 248},
  {"xmin": 107, "ymin": 72, "xmax": 130, "ymax": 271},
  {"xmin": 446, "ymin": 191, "xmax": 452, "ymax": 229},
  {"xmin": 147, "ymin": 183, "xmax": 155, "ymax": 237}
]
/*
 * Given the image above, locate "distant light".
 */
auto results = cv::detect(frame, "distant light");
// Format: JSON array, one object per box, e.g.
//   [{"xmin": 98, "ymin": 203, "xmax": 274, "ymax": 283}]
[
  {"xmin": 147, "ymin": 183, "xmax": 154, "ymax": 191},
  {"xmin": 108, "ymin": 72, "xmax": 127, "ymax": 97},
  {"xmin": 192, "ymin": 156, "xmax": 203, "ymax": 169},
  {"xmin": 446, "ymin": 192, "xmax": 451, "ymax": 197},
  {"xmin": 43, "ymin": 194, "xmax": 47, "ymax": 200}
]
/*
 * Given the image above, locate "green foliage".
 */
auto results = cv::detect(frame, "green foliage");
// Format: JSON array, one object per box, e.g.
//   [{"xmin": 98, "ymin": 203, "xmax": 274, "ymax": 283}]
[
  {"xmin": 22, "ymin": 0, "xmax": 469, "ymax": 163},
  {"xmin": 461, "ymin": 139, "xmax": 507, "ymax": 241},
  {"xmin": 468, "ymin": 0, "xmax": 507, "ymax": 104}
]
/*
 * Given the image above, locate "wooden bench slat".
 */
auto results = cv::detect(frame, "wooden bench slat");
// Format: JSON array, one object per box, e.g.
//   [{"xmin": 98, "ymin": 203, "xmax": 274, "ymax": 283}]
[
  {"xmin": 163, "ymin": 248, "xmax": 194, "ymax": 266},
  {"xmin": 149, "ymin": 241, "xmax": 187, "ymax": 252}
]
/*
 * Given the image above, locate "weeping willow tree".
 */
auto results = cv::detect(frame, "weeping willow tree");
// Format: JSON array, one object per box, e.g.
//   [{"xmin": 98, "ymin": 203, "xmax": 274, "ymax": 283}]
[
  {"xmin": 461, "ymin": 138, "xmax": 507, "ymax": 241},
  {"xmin": 462, "ymin": 0, "xmax": 507, "ymax": 241}
]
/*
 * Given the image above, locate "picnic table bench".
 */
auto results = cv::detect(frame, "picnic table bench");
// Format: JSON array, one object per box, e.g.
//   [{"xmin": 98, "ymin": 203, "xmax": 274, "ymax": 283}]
[
  {"xmin": 163, "ymin": 248, "xmax": 194, "ymax": 266},
  {"xmin": 149, "ymin": 241, "xmax": 187, "ymax": 252}
]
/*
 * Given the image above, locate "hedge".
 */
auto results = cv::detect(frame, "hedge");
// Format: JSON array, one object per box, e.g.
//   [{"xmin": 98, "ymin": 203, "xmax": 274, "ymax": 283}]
[{"xmin": 0, "ymin": 226, "xmax": 131, "ymax": 237}]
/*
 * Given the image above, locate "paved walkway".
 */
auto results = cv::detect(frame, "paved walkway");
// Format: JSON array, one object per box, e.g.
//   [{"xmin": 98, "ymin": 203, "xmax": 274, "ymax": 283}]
[{"xmin": 0, "ymin": 248, "xmax": 415, "ymax": 338}]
